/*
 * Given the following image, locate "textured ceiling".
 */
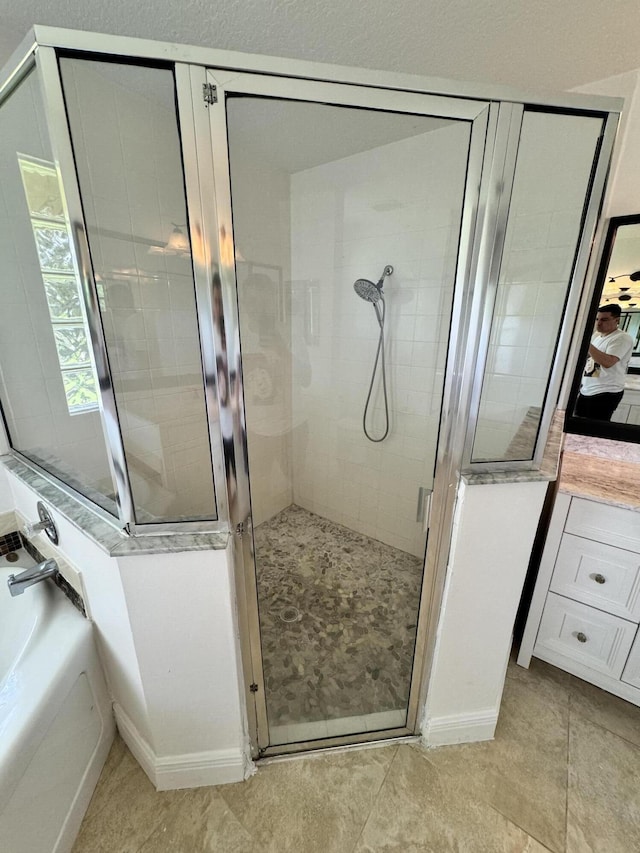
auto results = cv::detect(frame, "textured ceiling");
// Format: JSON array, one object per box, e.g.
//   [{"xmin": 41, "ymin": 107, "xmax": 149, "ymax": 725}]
[{"xmin": 1, "ymin": 0, "xmax": 640, "ymax": 93}]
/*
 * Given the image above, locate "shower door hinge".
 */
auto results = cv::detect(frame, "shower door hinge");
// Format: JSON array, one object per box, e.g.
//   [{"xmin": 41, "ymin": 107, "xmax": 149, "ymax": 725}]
[
  {"xmin": 249, "ymin": 683, "xmax": 259, "ymax": 693},
  {"xmin": 202, "ymin": 83, "xmax": 218, "ymax": 106},
  {"xmin": 417, "ymin": 486, "xmax": 433, "ymax": 531}
]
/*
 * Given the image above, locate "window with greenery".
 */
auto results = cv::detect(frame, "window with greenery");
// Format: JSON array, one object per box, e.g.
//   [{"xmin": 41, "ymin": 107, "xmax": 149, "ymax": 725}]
[{"xmin": 18, "ymin": 155, "xmax": 98, "ymax": 413}]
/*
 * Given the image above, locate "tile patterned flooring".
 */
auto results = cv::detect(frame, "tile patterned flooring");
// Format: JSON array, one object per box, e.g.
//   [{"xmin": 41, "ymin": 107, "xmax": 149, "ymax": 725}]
[
  {"xmin": 254, "ymin": 505, "xmax": 423, "ymax": 729},
  {"xmin": 72, "ymin": 656, "xmax": 640, "ymax": 852}
]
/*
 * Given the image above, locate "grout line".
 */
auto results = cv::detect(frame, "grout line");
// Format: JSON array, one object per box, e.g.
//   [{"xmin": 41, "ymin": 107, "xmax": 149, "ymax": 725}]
[
  {"xmin": 217, "ymin": 779, "xmax": 265, "ymax": 849},
  {"xmin": 483, "ymin": 802, "xmax": 557, "ymax": 853},
  {"xmin": 414, "ymin": 737, "xmax": 561, "ymax": 853},
  {"xmin": 132, "ymin": 790, "xmax": 192, "ymax": 853},
  {"xmin": 567, "ymin": 690, "xmax": 640, "ymax": 751},
  {"xmin": 418, "ymin": 743, "xmax": 563, "ymax": 853},
  {"xmin": 349, "ymin": 743, "xmax": 400, "ymax": 853}
]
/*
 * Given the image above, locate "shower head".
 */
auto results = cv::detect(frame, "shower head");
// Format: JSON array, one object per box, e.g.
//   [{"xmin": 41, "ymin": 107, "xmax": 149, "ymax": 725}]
[
  {"xmin": 354, "ymin": 278, "xmax": 382, "ymax": 303},
  {"xmin": 353, "ymin": 265, "xmax": 394, "ymax": 303}
]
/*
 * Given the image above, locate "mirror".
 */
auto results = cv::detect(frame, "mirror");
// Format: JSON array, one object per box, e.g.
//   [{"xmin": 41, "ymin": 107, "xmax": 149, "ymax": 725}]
[{"xmin": 566, "ymin": 214, "xmax": 640, "ymax": 443}]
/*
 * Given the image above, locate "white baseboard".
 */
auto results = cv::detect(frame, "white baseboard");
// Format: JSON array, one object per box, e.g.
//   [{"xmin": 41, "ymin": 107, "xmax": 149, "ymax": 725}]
[
  {"xmin": 422, "ymin": 707, "xmax": 498, "ymax": 746},
  {"xmin": 113, "ymin": 703, "xmax": 248, "ymax": 791}
]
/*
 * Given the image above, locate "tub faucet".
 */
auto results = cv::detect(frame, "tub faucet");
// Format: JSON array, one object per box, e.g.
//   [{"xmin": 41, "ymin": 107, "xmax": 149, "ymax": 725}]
[{"xmin": 7, "ymin": 558, "xmax": 59, "ymax": 597}]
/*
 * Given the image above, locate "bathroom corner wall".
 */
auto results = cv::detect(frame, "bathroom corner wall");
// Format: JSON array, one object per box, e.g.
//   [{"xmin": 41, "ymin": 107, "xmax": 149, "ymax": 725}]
[
  {"xmin": 114, "ymin": 546, "xmax": 247, "ymax": 788},
  {"xmin": 289, "ymin": 122, "xmax": 469, "ymax": 557},
  {"xmin": 422, "ymin": 477, "xmax": 548, "ymax": 744}
]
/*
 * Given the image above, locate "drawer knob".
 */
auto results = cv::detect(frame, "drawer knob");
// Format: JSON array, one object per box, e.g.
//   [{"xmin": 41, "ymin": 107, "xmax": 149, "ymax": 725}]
[
  {"xmin": 576, "ymin": 632, "xmax": 588, "ymax": 643},
  {"xmin": 593, "ymin": 574, "xmax": 606, "ymax": 585}
]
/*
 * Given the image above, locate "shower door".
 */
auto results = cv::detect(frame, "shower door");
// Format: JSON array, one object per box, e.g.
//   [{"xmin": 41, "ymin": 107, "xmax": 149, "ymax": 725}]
[{"xmin": 199, "ymin": 69, "xmax": 493, "ymax": 753}]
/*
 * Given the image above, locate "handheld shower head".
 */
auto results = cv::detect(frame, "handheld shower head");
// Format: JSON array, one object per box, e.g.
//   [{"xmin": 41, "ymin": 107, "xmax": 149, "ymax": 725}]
[
  {"xmin": 353, "ymin": 265, "xmax": 394, "ymax": 303},
  {"xmin": 354, "ymin": 278, "xmax": 382, "ymax": 303}
]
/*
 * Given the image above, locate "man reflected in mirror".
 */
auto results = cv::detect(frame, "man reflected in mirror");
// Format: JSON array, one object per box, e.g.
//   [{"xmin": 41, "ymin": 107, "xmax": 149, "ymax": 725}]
[{"xmin": 576, "ymin": 304, "xmax": 634, "ymax": 420}]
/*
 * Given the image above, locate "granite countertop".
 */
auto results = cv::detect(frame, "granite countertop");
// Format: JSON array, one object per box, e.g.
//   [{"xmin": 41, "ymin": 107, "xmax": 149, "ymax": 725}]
[{"xmin": 558, "ymin": 434, "xmax": 640, "ymax": 511}]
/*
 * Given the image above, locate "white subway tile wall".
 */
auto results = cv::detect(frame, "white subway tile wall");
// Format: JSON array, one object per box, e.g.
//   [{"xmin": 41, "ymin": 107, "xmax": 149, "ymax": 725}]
[{"xmin": 289, "ymin": 123, "xmax": 470, "ymax": 556}]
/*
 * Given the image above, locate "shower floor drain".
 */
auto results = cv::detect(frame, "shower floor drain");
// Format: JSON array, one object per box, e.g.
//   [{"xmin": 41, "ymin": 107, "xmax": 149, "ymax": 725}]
[{"xmin": 279, "ymin": 606, "xmax": 302, "ymax": 623}]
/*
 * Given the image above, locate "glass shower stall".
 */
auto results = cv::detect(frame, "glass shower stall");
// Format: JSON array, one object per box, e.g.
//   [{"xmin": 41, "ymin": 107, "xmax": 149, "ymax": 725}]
[{"xmin": 0, "ymin": 27, "xmax": 620, "ymax": 755}]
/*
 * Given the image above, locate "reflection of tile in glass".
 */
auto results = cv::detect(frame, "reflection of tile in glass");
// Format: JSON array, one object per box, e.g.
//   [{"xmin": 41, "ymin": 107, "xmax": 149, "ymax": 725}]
[{"xmin": 493, "ymin": 345, "xmax": 527, "ymax": 376}]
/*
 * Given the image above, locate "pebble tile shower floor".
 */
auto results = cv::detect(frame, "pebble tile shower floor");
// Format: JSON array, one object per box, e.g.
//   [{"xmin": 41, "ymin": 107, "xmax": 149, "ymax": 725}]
[{"xmin": 253, "ymin": 504, "xmax": 423, "ymax": 728}]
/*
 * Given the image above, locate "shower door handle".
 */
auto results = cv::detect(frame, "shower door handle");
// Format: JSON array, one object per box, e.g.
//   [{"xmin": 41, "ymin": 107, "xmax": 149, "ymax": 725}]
[{"xmin": 416, "ymin": 487, "xmax": 433, "ymax": 531}]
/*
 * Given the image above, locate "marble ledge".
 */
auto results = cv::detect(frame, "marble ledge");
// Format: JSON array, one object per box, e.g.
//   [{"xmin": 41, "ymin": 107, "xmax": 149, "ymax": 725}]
[
  {"xmin": 461, "ymin": 467, "xmax": 557, "ymax": 487},
  {"xmin": 462, "ymin": 409, "xmax": 563, "ymax": 487},
  {"xmin": 1, "ymin": 456, "xmax": 230, "ymax": 557}
]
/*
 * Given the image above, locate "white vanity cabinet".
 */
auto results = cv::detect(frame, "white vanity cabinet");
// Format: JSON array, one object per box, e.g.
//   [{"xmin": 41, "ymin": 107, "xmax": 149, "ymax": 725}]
[
  {"xmin": 518, "ymin": 492, "xmax": 640, "ymax": 705},
  {"xmin": 621, "ymin": 634, "xmax": 640, "ymax": 688}
]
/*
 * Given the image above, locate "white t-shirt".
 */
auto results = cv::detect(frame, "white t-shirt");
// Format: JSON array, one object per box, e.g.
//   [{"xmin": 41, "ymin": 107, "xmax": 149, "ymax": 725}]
[{"xmin": 581, "ymin": 327, "xmax": 634, "ymax": 396}]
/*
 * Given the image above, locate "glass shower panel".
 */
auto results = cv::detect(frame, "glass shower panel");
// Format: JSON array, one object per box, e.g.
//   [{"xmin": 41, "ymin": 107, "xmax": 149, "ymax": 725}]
[
  {"xmin": 226, "ymin": 95, "xmax": 471, "ymax": 743},
  {"xmin": 0, "ymin": 67, "xmax": 117, "ymax": 513},
  {"xmin": 472, "ymin": 110, "xmax": 604, "ymax": 463},
  {"xmin": 59, "ymin": 58, "xmax": 217, "ymax": 524}
]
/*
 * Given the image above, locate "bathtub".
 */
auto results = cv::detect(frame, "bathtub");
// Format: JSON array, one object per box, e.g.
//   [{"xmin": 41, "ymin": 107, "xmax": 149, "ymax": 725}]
[{"xmin": 0, "ymin": 549, "xmax": 114, "ymax": 853}]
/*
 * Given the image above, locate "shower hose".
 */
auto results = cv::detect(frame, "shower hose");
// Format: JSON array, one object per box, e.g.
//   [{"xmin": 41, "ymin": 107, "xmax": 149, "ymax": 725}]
[{"xmin": 362, "ymin": 297, "xmax": 390, "ymax": 442}]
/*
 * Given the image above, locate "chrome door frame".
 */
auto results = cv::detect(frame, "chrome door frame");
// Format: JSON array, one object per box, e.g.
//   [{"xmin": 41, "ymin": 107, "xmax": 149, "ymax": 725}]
[
  {"xmin": 462, "ymin": 109, "xmax": 620, "ymax": 471},
  {"xmin": 36, "ymin": 46, "xmax": 136, "ymax": 529},
  {"xmin": 25, "ymin": 25, "xmax": 622, "ymax": 115},
  {"xmin": 196, "ymin": 67, "xmax": 496, "ymax": 755}
]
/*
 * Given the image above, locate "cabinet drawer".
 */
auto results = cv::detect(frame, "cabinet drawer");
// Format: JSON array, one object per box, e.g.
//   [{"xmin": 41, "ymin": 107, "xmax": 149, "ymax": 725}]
[
  {"xmin": 550, "ymin": 534, "xmax": 640, "ymax": 621},
  {"xmin": 535, "ymin": 593, "xmax": 637, "ymax": 678},
  {"xmin": 565, "ymin": 498, "xmax": 640, "ymax": 554},
  {"xmin": 621, "ymin": 630, "xmax": 640, "ymax": 689}
]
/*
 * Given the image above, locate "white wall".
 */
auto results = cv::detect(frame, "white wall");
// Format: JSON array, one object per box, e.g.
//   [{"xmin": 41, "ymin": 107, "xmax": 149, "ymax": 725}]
[
  {"xmin": 573, "ymin": 69, "xmax": 640, "ymax": 219},
  {"xmin": 116, "ymin": 548, "xmax": 247, "ymax": 787},
  {"xmin": 422, "ymin": 478, "xmax": 548, "ymax": 744},
  {"xmin": 0, "ymin": 466, "xmax": 13, "ymax": 513},
  {"xmin": 289, "ymin": 122, "xmax": 469, "ymax": 556}
]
